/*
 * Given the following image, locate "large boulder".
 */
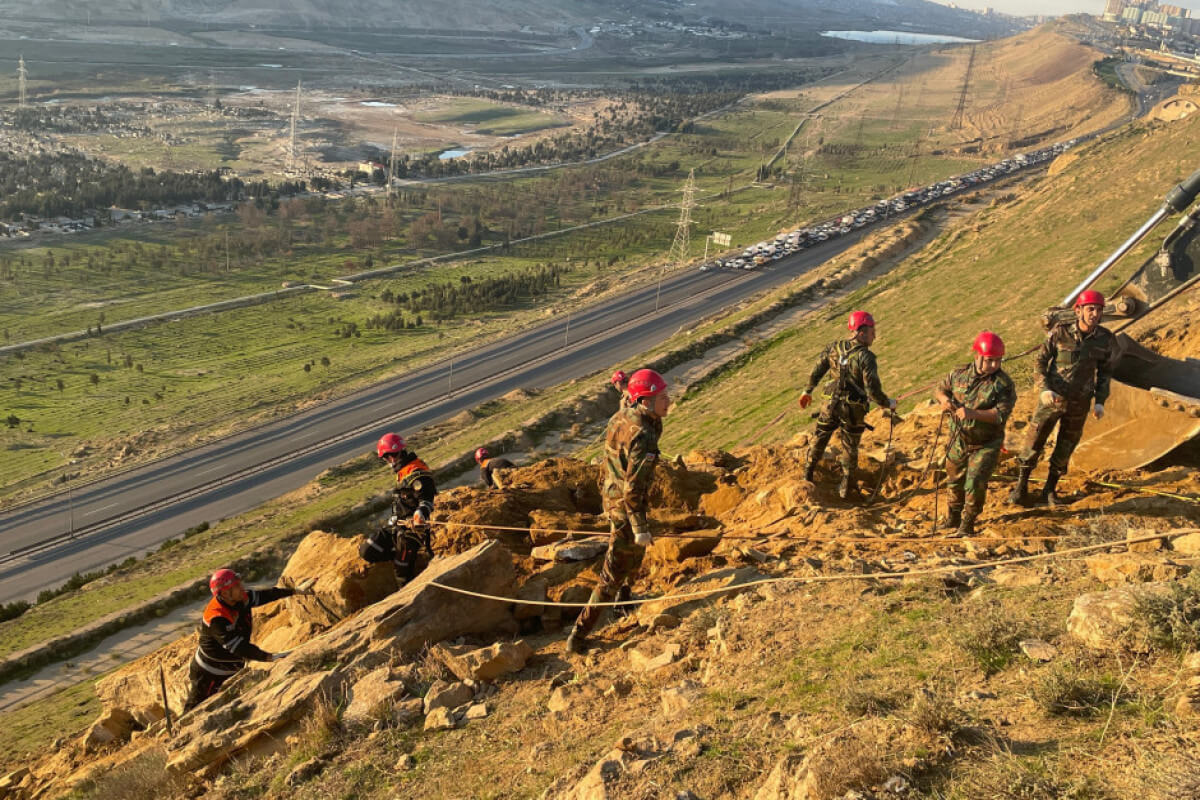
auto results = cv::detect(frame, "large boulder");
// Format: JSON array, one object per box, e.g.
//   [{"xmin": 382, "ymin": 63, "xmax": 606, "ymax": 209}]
[
  {"xmin": 165, "ymin": 540, "xmax": 517, "ymax": 773},
  {"xmin": 254, "ymin": 530, "xmax": 397, "ymax": 651},
  {"xmin": 86, "ymin": 635, "xmax": 195, "ymax": 752},
  {"xmin": 1067, "ymin": 581, "xmax": 1175, "ymax": 652},
  {"xmin": 432, "ymin": 640, "xmax": 533, "ymax": 682}
]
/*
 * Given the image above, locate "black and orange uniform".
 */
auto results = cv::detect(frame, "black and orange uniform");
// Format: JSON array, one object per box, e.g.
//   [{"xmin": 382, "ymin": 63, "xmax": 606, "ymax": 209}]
[
  {"xmin": 480, "ymin": 456, "xmax": 515, "ymax": 489},
  {"xmin": 360, "ymin": 450, "xmax": 438, "ymax": 584},
  {"xmin": 184, "ymin": 586, "xmax": 294, "ymax": 711}
]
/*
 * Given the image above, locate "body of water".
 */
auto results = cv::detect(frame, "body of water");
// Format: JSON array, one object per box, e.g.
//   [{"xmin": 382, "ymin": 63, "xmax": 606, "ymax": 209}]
[
  {"xmin": 821, "ymin": 30, "xmax": 980, "ymax": 45},
  {"xmin": 360, "ymin": 100, "xmax": 397, "ymax": 108},
  {"xmin": 438, "ymin": 148, "xmax": 472, "ymax": 160}
]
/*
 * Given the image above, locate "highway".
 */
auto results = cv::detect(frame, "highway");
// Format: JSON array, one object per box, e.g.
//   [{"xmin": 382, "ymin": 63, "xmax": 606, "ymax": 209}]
[{"xmin": 0, "ymin": 223, "xmax": 885, "ymax": 603}]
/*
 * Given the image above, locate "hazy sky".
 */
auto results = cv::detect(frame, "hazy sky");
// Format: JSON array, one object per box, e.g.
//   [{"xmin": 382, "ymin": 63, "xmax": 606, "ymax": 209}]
[{"xmin": 931, "ymin": 0, "xmax": 1200, "ymax": 16}]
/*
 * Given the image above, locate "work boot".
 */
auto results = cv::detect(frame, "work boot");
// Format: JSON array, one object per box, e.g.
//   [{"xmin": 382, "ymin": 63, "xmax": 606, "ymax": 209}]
[
  {"xmin": 1042, "ymin": 469, "xmax": 1064, "ymax": 508},
  {"xmin": 803, "ymin": 459, "xmax": 816, "ymax": 483},
  {"xmin": 1007, "ymin": 465, "xmax": 1033, "ymax": 506},
  {"xmin": 565, "ymin": 629, "xmax": 588, "ymax": 655},
  {"xmin": 942, "ymin": 505, "xmax": 963, "ymax": 531},
  {"xmin": 838, "ymin": 471, "xmax": 860, "ymax": 501},
  {"xmin": 953, "ymin": 505, "xmax": 978, "ymax": 538},
  {"xmin": 612, "ymin": 585, "xmax": 634, "ymax": 619}
]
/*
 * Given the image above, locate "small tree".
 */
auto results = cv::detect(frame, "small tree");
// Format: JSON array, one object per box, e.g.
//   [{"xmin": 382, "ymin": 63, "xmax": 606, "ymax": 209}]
[
  {"xmin": 5, "ymin": 414, "xmax": 19, "ymax": 428},
  {"xmin": 89, "ymin": 373, "xmax": 100, "ymax": 386},
  {"xmin": 56, "ymin": 378, "xmax": 64, "ymax": 393}
]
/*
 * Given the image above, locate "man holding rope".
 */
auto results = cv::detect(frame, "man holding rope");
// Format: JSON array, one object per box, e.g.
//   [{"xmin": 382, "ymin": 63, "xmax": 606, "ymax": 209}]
[
  {"xmin": 799, "ymin": 311, "xmax": 897, "ymax": 501},
  {"xmin": 566, "ymin": 368, "xmax": 670, "ymax": 655},
  {"xmin": 1009, "ymin": 290, "xmax": 1117, "ymax": 507},
  {"xmin": 934, "ymin": 331, "xmax": 1017, "ymax": 537}
]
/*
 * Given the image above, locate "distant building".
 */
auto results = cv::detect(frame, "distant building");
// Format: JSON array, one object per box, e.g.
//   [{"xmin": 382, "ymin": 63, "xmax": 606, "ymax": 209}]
[
  {"xmin": 1103, "ymin": 0, "xmax": 1126, "ymax": 22},
  {"xmin": 1123, "ymin": 6, "xmax": 1145, "ymax": 23}
]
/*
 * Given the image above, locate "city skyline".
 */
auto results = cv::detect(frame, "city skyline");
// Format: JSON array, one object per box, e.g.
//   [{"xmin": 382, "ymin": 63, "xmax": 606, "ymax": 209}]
[{"xmin": 932, "ymin": 0, "xmax": 1200, "ymax": 16}]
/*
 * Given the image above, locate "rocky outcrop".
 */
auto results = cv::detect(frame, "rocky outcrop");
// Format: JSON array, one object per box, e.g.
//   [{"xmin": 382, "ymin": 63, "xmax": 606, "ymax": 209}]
[
  {"xmin": 1067, "ymin": 581, "xmax": 1175, "ymax": 652},
  {"xmin": 432, "ymin": 640, "xmax": 533, "ymax": 682},
  {"xmin": 86, "ymin": 636, "xmax": 195, "ymax": 753},
  {"xmin": 163, "ymin": 540, "xmax": 516, "ymax": 773}
]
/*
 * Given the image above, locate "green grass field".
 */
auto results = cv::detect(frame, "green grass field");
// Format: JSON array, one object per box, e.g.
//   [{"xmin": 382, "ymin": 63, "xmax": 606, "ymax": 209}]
[{"xmin": 413, "ymin": 97, "xmax": 569, "ymax": 135}]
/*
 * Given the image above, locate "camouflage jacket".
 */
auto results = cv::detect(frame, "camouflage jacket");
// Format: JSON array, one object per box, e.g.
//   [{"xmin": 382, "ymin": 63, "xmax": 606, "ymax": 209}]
[
  {"xmin": 601, "ymin": 404, "xmax": 662, "ymax": 526},
  {"xmin": 936, "ymin": 363, "xmax": 1017, "ymax": 447},
  {"xmin": 805, "ymin": 339, "xmax": 890, "ymax": 409},
  {"xmin": 1036, "ymin": 322, "xmax": 1118, "ymax": 404}
]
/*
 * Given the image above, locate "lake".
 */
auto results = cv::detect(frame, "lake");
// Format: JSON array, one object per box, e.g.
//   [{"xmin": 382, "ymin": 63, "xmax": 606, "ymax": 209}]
[{"xmin": 821, "ymin": 30, "xmax": 980, "ymax": 45}]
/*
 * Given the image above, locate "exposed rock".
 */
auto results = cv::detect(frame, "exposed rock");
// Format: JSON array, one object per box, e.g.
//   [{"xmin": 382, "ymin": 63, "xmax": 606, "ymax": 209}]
[
  {"xmin": 256, "ymin": 529, "xmax": 398, "ymax": 651},
  {"xmin": 392, "ymin": 698, "xmax": 424, "ymax": 727},
  {"xmin": 424, "ymin": 680, "xmax": 474, "ymax": 715},
  {"xmin": 647, "ymin": 531, "xmax": 722, "ymax": 565},
  {"xmin": 1019, "ymin": 639, "xmax": 1058, "ymax": 662},
  {"xmin": 87, "ymin": 636, "xmax": 194, "ymax": 751},
  {"xmin": 532, "ymin": 537, "xmax": 609, "ymax": 563},
  {"xmin": 394, "ymin": 754, "xmax": 417, "ymax": 771},
  {"xmin": 548, "ymin": 683, "xmax": 597, "ymax": 713},
  {"xmin": 1067, "ymin": 581, "xmax": 1174, "ymax": 652},
  {"xmin": 527, "ymin": 511, "xmax": 608, "ymax": 546},
  {"xmin": 1084, "ymin": 553, "xmax": 1188, "ymax": 586},
  {"xmin": 433, "ymin": 640, "xmax": 533, "ymax": 682},
  {"xmin": 1171, "ymin": 531, "xmax": 1200, "ymax": 555},
  {"xmin": 464, "ymin": 702, "xmax": 489, "ymax": 720},
  {"xmin": 989, "ymin": 566, "xmax": 1044, "ymax": 587},
  {"xmin": 1127, "ymin": 528, "xmax": 1165, "ymax": 553},
  {"xmin": 649, "ymin": 613, "xmax": 681, "ymax": 631},
  {"xmin": 285, "ymin": 756, "xmax": 327, "ymax": 786},
  {"xmin": 343, "ymin": 667, "xmax": 411, "ymax": 724},
  {"xmin": 163, "ymin": 541, "xmax": 515, "ymax": 774},
  {"xmin": 753, "ymin": 721, "xmax": 890, "ymax": 800},
  {"xmin": 661, "ymin": 680, "xmax": 701, "ymax": 716},
  {"xmin": 629, "ymin": 642, "xmax": 682, "ymax": 673},
  {"xmin": 424, "ymin": 706, "xmax": 457, "ymax": 732}
]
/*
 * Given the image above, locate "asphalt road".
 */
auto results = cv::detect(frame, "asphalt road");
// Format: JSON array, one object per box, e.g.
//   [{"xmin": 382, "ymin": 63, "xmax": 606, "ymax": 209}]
[{"xmin": 0, "ymin": 223, "xmax": 884, "ymax": 603}]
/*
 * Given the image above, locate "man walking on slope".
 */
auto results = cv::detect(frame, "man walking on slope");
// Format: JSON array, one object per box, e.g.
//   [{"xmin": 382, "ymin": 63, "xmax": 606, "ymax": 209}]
[
  {"xmin": 1009, "ymin": 290, "xmax": 1117, "ymax": 507},
  {"xmin": 360, "ymin": 432, "xmax": 438, "ymax": 586},
  {"xmin": 566, "ymin": 368, "xmax": 670, "ymax": 655},
  {"xmin": 798, "ymin": 311, "xmax": 897, "ymax": 500},
  {"xmin": 934, "ymin": 331, "xmax": 1017, "ymax": 537},
  {"xmin": 184, "ymin": 569, "xmax": 309, "ymax": 712}
]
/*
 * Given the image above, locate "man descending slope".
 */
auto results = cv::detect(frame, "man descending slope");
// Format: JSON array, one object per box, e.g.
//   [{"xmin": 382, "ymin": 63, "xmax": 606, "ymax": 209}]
[
  {"xmin": 798, "ymin": 311, "xmax": 897, "ymax": 500},
  {"xmin": 184, "ymin": 569, "xmax": 308, "ymax": 712},
  {"xmin": 934, "ymin": 331, "xmax": 1017, "ymax": 537},
  {"xmin": 566, "ymin": 368, "xmax": 670, "ymax": 655},
  {"xmin": 475, "ymin": 447, "xmax": 516, "ymax": 489},
  {"xmin": 1009, "ymin": 290, "xmax": 1117, "ymax": 507},
  {"xmin": 360, "ymin": 432, "xmax": 438, "ymax": 586}
]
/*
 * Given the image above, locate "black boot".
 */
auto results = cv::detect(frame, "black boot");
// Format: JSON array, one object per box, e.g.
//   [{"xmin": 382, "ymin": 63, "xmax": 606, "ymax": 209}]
[
  {"xmin": 803, "ymin": 460, "xmax": 816, "ymax": 483},
  {"xmin": 612, "ymin": 585, "xmax": 634, "ymax": 619},
  {"xmin": 1042, "ymin": 469, "xmax": 1063, "ymax": 508},
  {"xmin": 954, "ymin": 505, "xmax": 978, "ymax": 538},
  {"xmin": 565, "ymin": 629, "xmax": 588, "ymax": 655},
  {"xmin": 942, "ymin": 505, "xmax": 963, "ymax": 531},
  {"xmin": 1007, "ymin": 465, "xmax": 1033, "ymax": 506},
  {"xmin": 804, "ymin": 439, "xmax": 828, "ymax": 483}
]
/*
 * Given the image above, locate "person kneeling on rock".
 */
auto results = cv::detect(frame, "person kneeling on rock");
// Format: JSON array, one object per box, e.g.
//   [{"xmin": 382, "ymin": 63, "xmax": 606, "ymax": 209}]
[
  {"xmin": 475, "ymin": 447, "xmax": 516, "ymax": 490},
  {"xmin": 184, "ymin": 569, "xmax": 309, "ymax": 712},
  {"xmin": 566, "ymin": 368, "xmax": 670, "ymax": 655},
  {"xmin": 361, "ymin": 432, "xmax": 438, "ymax": 586}
]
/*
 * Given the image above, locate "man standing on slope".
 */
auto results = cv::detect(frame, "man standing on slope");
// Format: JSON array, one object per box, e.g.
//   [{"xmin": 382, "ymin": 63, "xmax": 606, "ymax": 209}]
[
  {"xmin": 184, "ymin": 569, "xmax": 308, "ymax": 712},
  {"xmin": 798, "ymin": 311, "xmax": 897, "ymax": 500},
  {"xmin": 934, "ymin": 331, "xmax": 1017, "ymax": 537},
  {"xmin": 611, "ymin": 369, "xmax": 630, "ymax": 408},
  {"xmin": 566, "ymin": 368, "xmax": 670, "ymax": 655},
  {"xmin": 1009, "ymin": 290, "xmax": 1117, "ymax": 507},
  {"xmin": 360, "ymin": 432, "xmax": 438, "ymax": 585},
  {"xmin": 475, "ymin": 447, "xmax": 516, "ymax": 489}
]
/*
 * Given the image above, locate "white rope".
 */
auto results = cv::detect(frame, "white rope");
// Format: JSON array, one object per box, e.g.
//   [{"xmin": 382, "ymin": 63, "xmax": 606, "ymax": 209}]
[{"xmin": 428, "ymin": 528, "xmax": 1197, "ymax": 608}]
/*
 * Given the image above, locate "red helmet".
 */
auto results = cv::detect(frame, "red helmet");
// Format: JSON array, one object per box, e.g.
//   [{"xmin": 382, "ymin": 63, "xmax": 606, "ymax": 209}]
[
  {"xmin": 1074, "ymin": 289, "xmax": 1105, "ymax": 309},
  {"xmin": 847, "ymin": 311, "xmax": 875, "ymax": 332},
  {"xmin": 474, "ymin": 447, "xmax": 489, "ymax": 464},
  {"xmin": 611, "ymin": 370, "xmax": 628, "ymax": 387},
  {"xmin": 627, "ymin": 368, "xmax": 668, "ymax": 403},
  {"xmin": 972, "ymin": 331, "xmax": 1005, "ymax": 358},
  {"xmin": 209, "ymin": 569, "xmax": 242, "ymax": 597},
  {"xmin": 376, "ymin": 432, "xmax": 405, "ymax": 459}
]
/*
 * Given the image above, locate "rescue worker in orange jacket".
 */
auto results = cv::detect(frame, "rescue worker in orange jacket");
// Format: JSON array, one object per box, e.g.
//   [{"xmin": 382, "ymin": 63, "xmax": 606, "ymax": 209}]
[
  {"xmin": 360, "ymin": 432, "xmax": 438, "ymax": 585},
  {"xmin": 184, "ymin": 569, "xmax": 308, "ymax": 712},
  {"xmin": 475, "ymin": 447, "xmax": 515, "ymax": 489}
]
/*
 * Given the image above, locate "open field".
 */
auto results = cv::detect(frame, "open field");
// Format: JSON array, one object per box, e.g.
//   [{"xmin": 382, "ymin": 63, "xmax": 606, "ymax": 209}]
[{"xmin": 412, "ymin": 97, "xmax": 569, "ymax": 136}]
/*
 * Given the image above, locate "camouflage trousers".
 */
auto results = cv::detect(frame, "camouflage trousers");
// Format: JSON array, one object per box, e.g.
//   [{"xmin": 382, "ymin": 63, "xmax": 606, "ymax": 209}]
[
  {"xmin": 572, "ymin": 513, "xmax": 645, "ymax": 638},
  {"xmin": 944, "ymin": 436, "xmax": 1002, "ymax": 513},
  {"xmin": 1018, "ymin": 398, "xmax": 1090, "ymax": 474},
  {"xmin": 808, "ymin": 399, "xmax": 869, "ymax": 472}
]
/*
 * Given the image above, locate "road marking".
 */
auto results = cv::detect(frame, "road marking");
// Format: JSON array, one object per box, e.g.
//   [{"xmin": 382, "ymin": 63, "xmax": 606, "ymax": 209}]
[
  {"xmin": 84, "ymin": 502, "xmax": 118, "ymax": 517},
  {"xmin": 196, "ymin": 465, "xmax": 224, "ymax": 476}
]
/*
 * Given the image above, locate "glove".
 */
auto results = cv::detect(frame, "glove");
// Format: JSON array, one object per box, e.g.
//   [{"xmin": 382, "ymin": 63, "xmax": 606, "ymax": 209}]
[
  {"xmin": 887, "ymin": 398, "xmax": 897, "ymax": 411},
  {"xmin": 413, "ymin": 508, "xmax": 429, "ymax": 526},
  {"xmin": 271, "ymin": 651, "xmax": 291, "ymax": 662},
  {"xmin": 798, "ymin": 392, "xmax": 813, "ymax": 409},
  {"xmin": 1093, "ymin": 403, "xmax": 1105, "ymax": 420},
  {"xmin": 631, "ymin": 517, "xmax": 653, "ymax": 547},
  {"xmin": 1039, "ymin": 390, "xmax": 1063, "ymax": 407}
]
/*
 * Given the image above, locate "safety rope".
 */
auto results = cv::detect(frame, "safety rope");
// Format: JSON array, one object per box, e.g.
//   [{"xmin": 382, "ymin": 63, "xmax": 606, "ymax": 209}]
[
  {"xmin": 427, "ymin": 528, "xmax": 1199, "ymax": 608},
  {"xmin": 1083, "ymin": 479, "xmax": 1200, "ymax": 505}
]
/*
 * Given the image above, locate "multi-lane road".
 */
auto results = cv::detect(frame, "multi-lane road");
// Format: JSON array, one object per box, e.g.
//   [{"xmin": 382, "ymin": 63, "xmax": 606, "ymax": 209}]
[{"xmin": 0, "ymin": 222, "xmax": 894, "ymax": 603}]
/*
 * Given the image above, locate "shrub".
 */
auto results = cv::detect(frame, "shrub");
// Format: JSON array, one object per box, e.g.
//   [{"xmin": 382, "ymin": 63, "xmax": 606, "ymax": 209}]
[
  {"xmin": 953, "ymin": 602, "xmax": 1026, "ymax": 675},
  {"xmin": 1030, "ymin": 664, "xmax": 1125, "ymax": 717},
  {"xmin": 1134, "ymin": 571, "xmax": 1200, "ymax": 653}
]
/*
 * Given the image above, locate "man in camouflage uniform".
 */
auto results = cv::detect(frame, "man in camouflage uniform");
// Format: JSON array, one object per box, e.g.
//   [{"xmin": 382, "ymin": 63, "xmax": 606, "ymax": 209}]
[
  {"xmin": 934, "ymin": 331, "xmax": 1017, "ymax": 537},
  {"xmin": 1009, "ymin": 290, "xmax": 1118, "ymax": 507},
  {"xmin": 566, "ymin": 368, "xmax": 669, "ymax": 655},
  {"xmin": 799, "ymin": 311, "xmax": 896, "ymax": 500}
]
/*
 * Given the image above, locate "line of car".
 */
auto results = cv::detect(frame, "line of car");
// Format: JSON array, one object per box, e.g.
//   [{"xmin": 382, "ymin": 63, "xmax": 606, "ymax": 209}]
[{"xmin": 700, "ymin": 139, "xmax": 1077, "ymax": 272}]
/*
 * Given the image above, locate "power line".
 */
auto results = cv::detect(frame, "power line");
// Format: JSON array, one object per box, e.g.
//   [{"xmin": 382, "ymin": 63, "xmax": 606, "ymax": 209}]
[
  {"xmin": 950, "ymin": 45, "xmax": 977, "ymax": 131},
  {"xmin": 288, "ymin": 80, "xmax": 302, "ymax": 173}
]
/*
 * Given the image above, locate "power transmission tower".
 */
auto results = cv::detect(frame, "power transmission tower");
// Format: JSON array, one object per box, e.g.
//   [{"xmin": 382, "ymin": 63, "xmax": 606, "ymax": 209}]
[
  {"xmin": 288, "ymin": 80, "xmax": 302, "ymax": 173},
  {"xmin": 668, "ymin": 168, "xmax": 697, "ymax": 267},
  {"xmin": 17, "ymin": 55, "xmax": 27, "ymax": 108},
  {"xmin": 949, "ymin": 45, "xmax": 977, "ymax": 131},
  {"xmin": 387, "ymin": 127, "xmax": 400, "ymax": 206}
]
